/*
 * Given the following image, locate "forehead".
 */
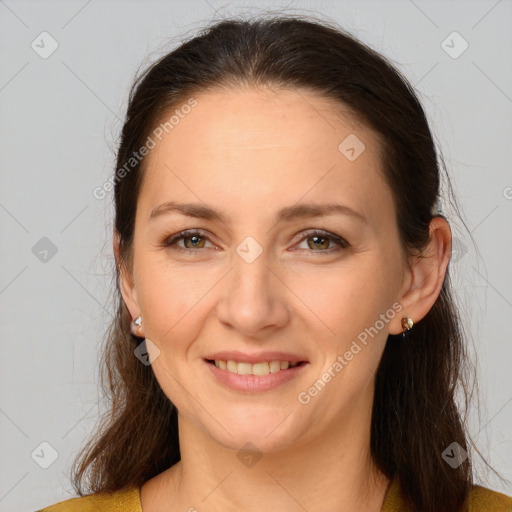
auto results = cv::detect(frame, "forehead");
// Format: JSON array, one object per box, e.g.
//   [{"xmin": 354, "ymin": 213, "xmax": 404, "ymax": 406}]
[{"xmin": 138, "ymin": 86, "xmax": 392, "ymax": 226}]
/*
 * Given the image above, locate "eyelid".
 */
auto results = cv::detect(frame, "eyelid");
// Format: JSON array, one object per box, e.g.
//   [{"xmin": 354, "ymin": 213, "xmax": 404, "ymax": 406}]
[{"xmin": 162, "ymin": 228, "xmax": 349, "ymax": 254}]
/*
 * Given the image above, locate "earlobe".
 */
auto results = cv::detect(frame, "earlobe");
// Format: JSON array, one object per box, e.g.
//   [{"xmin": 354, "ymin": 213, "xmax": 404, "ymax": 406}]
[{"xmin": 389, "ymin": 217, "xmax": 452, "ymax": 335}]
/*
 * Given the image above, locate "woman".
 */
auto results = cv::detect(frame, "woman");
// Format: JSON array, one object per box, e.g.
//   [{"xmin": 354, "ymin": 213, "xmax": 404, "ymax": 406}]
[{"xmin": 38, "ymin": 15, "xmax": 511, "ymax": 512}]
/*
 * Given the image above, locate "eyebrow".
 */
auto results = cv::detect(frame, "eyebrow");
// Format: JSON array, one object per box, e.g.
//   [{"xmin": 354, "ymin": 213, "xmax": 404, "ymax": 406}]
[{"xmin": 148, "ymin": 201, "xmax": 367, "ymax": 225}]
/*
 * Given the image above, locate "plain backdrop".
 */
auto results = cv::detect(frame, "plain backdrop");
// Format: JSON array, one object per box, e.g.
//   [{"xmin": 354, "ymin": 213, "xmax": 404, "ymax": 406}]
[{"xmin": 0, "ymin": 1, "xmax": 511, "ymax": 510}]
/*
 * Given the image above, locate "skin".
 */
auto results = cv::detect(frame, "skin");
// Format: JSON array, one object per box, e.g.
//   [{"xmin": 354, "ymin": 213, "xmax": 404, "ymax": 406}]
[{"xmin": 114, "ymin": 85, "xmax": 452, "ymax": 512}]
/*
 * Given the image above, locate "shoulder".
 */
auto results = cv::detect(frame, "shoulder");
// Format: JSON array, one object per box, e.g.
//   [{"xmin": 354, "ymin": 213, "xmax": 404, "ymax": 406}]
[
  {"xmin": 36, "ymin": 486, "xmax": 142, "ymax": 512},
  {"xmin": 467, "ymin": 484, "xmax": 512, "ymax": 511},
  {"xmin": 382, "ymin": 477, "xmax": 511, "ymax": 511}
]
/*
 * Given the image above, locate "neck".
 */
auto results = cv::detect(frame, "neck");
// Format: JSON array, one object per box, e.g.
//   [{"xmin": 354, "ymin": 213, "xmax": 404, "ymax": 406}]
[{"xmin": 142, "ymin": 392, "xmax": 390, "ymax": 511}]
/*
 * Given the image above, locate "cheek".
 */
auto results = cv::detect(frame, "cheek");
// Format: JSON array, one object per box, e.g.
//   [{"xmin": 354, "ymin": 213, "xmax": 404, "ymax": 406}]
[
  {"xmin": 136, "ymin": 267, "xmax": 209, "ymax": 404},
  {"xmin": 304, "ymin": 269, "xmax": 394, "ymax": 400},
  {"xmin": 137, "ymin": 257, "xmax": 210, "ymax": 323},
  {"xmin": 293, "ymin": 264, "xmax": 402, "ymax": 384},
  {"xmin": 291, "ymin": 263, "xmax": 390, "ymax": 335}
]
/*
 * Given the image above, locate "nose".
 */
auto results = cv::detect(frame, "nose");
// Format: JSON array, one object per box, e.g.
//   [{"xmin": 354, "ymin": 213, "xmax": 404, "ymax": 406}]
[{"xmin": 215, "ymin": 251, "xmax": 290, "ymax": 338}]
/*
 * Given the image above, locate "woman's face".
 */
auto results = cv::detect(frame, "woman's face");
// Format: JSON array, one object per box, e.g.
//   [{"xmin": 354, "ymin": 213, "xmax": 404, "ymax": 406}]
[{"xmin": 121, "ymin": 86, "xmax": 410, "ymax": 452}]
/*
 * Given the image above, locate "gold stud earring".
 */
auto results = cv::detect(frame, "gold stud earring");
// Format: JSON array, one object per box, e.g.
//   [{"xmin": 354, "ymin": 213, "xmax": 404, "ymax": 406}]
[{"xmin": 401, "ymin": 316, "xmax": 413, "ymax": 338}]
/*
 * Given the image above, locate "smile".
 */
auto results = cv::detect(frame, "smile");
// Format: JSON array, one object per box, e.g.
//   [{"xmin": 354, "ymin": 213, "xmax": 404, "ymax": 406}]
[
  {"xmin": 204, "ymin": 358, "xmax": 309, "ymax": 392},
  {"xmin": 207, "ymin": 359, "xmax": 305, "ymax": 375}
]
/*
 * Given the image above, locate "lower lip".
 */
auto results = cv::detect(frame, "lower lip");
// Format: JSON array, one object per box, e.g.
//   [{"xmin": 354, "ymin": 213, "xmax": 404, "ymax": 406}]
[{"xmin": 204, "ymin": 359, "xmax": 309, "ymax": 392}]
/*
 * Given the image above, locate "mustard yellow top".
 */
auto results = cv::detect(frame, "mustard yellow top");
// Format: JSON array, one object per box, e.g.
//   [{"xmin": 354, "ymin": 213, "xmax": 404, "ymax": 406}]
[{"xmin": 37, "ymin": 477, "xmax": 512, "ymax": 511}]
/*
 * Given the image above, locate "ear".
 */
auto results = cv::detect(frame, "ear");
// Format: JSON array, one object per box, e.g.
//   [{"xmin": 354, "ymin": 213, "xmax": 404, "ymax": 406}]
[
  {"xmin": 388, "ymin": 217, "xmax": 452, "ymax": 335},
  {"xmin": 113, "ymin": 231, "xmax": 142, "ymax": 335}
]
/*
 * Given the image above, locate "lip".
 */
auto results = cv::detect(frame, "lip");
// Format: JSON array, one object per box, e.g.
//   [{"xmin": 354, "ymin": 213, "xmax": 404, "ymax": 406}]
[
  {"xmin": 203, "ymin": 350, "xmax": 309, "ymax": 364},
  {"xmin": 203, "ymin": 358, "xmax": 310, "ymax": 392}
]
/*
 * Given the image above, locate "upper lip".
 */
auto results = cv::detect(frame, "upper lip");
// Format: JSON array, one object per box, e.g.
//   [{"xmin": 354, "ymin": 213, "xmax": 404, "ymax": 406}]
[{"xmin": 204, "ymin": 350, "xmax": 309, "ymax": 364}]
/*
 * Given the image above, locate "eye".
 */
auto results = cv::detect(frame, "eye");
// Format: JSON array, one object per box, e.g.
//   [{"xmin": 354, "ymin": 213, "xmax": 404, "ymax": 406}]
[
  {"xmin": 161, "ymin": 229, "xmax": 350, "ymax": 256},
  {"xmin": 294, "ymin": 229, "xmax": 350, "ymax": 254},
  {"xmin": 162, "ymin": 230, "xmax": 215, "ymax": 255}
]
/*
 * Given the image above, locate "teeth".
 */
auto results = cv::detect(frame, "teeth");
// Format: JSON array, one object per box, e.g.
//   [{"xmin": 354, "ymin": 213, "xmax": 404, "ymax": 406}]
[
  {"xmin": 212, "ymin": 359, "xmax": 300, "ymax": 376},
  {"xmin": 270, "ymin": 360, "xmax": 281, "ymax": 373}
]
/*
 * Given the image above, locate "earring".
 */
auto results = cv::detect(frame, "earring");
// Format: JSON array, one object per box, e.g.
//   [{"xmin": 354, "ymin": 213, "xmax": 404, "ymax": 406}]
[
  {"xmin": 132, "ymin": 316, "xmax": 143, "ymax": 336},
  {"xmin": 401, "ymin": 316, "xmax": 413, "ymax": 339}
]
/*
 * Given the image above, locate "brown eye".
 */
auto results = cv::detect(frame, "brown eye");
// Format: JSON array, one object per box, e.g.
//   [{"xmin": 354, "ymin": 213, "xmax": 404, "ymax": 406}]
[
  {"xmin": 163, "ymin": 230, "xmax": 213, "ymax": 254},
  {"xmin": 306, "ymin": 234, "xmax": 330, "ymax": 250},
  {"xmin": 297, "ymin": 229, "xmax": 349, "ymax": 254},
  {"xmin": 182, "ymin": 234, "xmax": 206, "ymax": 249}
]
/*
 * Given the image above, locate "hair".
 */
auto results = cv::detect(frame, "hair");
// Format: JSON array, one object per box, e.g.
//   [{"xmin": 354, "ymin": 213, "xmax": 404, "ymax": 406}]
[{"xmin": 72, "ymin": 14, "xmax": 498, "ymax": 512}]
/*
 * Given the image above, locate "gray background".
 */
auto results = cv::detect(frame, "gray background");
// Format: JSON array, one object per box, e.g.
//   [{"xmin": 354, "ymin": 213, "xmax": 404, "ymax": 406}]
[{"xmin": 0, "ymin": 0, "xmax": 511, "ymax": 510}]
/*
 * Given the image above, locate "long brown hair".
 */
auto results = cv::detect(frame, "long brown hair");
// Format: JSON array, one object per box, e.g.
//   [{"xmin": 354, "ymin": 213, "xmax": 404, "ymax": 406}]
[{"xmin": 72, "ymin": 14, "xmax": 497, "ymax": 511}]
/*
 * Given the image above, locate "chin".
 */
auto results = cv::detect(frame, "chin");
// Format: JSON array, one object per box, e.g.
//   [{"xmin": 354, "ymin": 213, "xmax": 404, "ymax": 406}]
[{"xmin": 208, "ymin": 413, "xmax": 303, "ymax": 453}]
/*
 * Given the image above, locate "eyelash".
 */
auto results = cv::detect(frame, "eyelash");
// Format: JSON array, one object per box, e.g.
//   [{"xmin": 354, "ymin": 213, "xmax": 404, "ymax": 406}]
[{"xmin": 161, "ymin": 229, "xmax": 350, "ymax": 256}]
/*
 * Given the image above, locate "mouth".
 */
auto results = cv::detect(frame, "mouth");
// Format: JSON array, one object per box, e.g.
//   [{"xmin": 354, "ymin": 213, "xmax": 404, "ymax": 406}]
[
  {"xmin": 203, "ymin": 357, "xmax": 310, "ymax": 392},
  {"xmin": 204, "ymin": 358, "xmax": 309, "ymax": 376}
]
